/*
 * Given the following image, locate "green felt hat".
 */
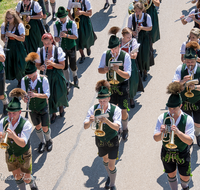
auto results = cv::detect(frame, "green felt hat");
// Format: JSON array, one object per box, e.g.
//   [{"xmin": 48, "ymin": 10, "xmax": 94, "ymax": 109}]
[
  {"xmin": 25, "ymin": 61, "xmax": 37, "ymax": 75},
  {"xmin": 108, "ymin": 35, "xmax": 120, "ymax": 49},
  {"xmin": 96, "ymin": 86, "xmax": 110, "ymax": 99},
  {"xmin": 6, "ymin": 97, "xmax": 22, "ymax": 112},
  {"xmin": 166, "ymin": 94, "xmax": 182, "ymax": 108},
  {"xmin": 55, "ymin": 6, "xmax": 68, "ymax": 18},
  {"xmin": 184, "ymin": 48, "xmax": 197, "ymax": 59}
]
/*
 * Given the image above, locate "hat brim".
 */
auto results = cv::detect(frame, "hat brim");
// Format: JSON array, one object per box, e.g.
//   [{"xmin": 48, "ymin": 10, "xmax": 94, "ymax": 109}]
[
  {"xmin": 25, "ymin": 68, "xmax": 37, "ymax": 75},
  {"xmin": 108, "ymin": 42, "xmax": 120, "ymax": 49},
  {"xmin": 55, "ymin": 12, "xmax": 68, "ymax": 18},
  {"xmin": 96, "ymin": 95, "xmax": 110, "ymax": 99},
  {"xmin": 6, "ymin": 108, "xmax": 22, "ymax": 112},
  {"xmin": 166, "ymin": 102, "xmax": 181, "ymax": 108}
]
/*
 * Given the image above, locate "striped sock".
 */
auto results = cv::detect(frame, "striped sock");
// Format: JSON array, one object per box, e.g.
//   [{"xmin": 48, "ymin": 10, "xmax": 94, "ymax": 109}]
[
  {"xmin": 50, "ymin": 2, "xmax": 56, "ymax": 13},
  {"xmin": 45, "ymin": 1, "xmax": 49, "ymax": 13},
  {"xmin": 103, "ymin": 161, "xmax": 110, "ymax": 176},
  {"xmin": 168, "ymin": 175, "xmax": 178, "ymax": 190},
  {"xmin": 180, "ymin": 178, "xmax": 190, "ymax": 189},
  {"xmin": 109, "ymin": 167, "xmax": 117, "ymax": 187}
]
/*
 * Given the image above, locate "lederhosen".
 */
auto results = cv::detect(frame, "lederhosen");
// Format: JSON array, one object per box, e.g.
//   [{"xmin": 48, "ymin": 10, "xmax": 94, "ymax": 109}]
[
  {"xmin": 3, "ymin": 117, "xmax": 32, "ymax": 173},
  {"xmin": 72, "ymin": 0, "xmax": 97, "ymax": 50},
  {"xmin": 55, "ymin": 20, "xmax": 77, "ymax": 71},
  {"xmin": 40, "ymin": 46, "xmax": 69, "ymax": 114},
  {"xmin": 194, "ymin": 9, "xmax": 200, "ymax": 29},
  {"xmin": 20, "ymin": 1, "xmax": 44, "ymax": 53},
  {"xmin": 94, "ymin": 104, "xmax": 119, "ymax": 159},
  {"xmin": 4, "ymin": 24, "xmax": 27, "ymax": 80},
  {"xmin": 132, "ymin": 13, "xmax": 151, "ymax": 71},
  {"xmin": 24, "ymin": 76, "xmax": 49, "ymax": 126},
  {"xmin": 105, "ymin": 50, "xmax": 129, "ymax": 110},
  {"xmin": 181, "ymin": 64, "xmax": 200, "ymax": 124},
  {"xmin": 161, "ymin": 113, "xmax": 191, "ymax": 176}
]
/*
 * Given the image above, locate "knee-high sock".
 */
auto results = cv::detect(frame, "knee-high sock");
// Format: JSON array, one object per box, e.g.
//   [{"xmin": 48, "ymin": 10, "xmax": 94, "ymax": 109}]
[
  {"xmin": 1, "ymin": 93, "xmax": 9, "ymax": 105},
  {"xmin": 35, "ymin": 128, "xmax": 46, "ymax": 143},
  {"xmin": 42, "ymin": 18, "xmax": 47, "ymax": 25},
  {"xmin": 45, "ymin": 1, "xmax": 49, "ymax": 13},
  {"xmin": 121, "ymin": 114, "xmax": 129, "ymax": 130},
  {"xmin": 50, "ymin": 2, "xmax": 56, "ymax": 13},
  {"xmin": 72, "ymin": 70, "xmax": 77, "ymax": 77},
  {"xmin": 180, "ymin": 178, "xmax": 190, "ymax": 189},
  {"xmin": 194, "ymin": 125, "xmax": 200, "ymax": 136},
  {"xmin": 109, "ymin": 167, "xmax": 117, "ymax": 187},
  {"xmin": 44, "ymin": 128, "xmax": 51, "ymax": 141},
  {"xmin": 63, "ymin": 69, "xmax": 70, "ymax": 83},
  {"xmin": 103, "ymin": 161, "xmax": 110, "ymax": 176},
  {"xmin": 167, "ymin": 175, "xmax": 178, "ymax": 190},
  {"xmin": 28, "ymin": 175, "xmax": 37, "ymax": 189},
  {"xmin": 106, "ymin": 0, "xmax": 109, "ymax": 3},
  {"xmin": 15, "ymin": 178, "xmax": 26, "ymax": 190}
]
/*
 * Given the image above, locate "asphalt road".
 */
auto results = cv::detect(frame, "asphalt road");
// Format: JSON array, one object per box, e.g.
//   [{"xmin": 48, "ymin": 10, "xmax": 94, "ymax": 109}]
[{"xmin": 0, "ymin": 0, "xmax": 200, "ymax": 189}]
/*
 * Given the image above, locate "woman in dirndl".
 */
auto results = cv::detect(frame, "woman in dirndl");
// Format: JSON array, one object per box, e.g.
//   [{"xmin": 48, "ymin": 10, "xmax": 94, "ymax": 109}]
[
  {"xmin": 67, "ymin": 0, "xmax": 96, "ymax": 64},
  {"xmin": 1, "ymin": 9, "xmax": 27, "ymax": 87},
  {"xmin": 16, "ymin": 0, "xmax": 45, "ymax": 53},
  {"xmin": 128, "ymin": 2, "xmax": 152, "ymax": 81},
  {"xmin": 120, "ymin": 27, "xmax": 144, "ymax": 108},
  {"xmin": 36, "ymin": 33, "xmax": 68, "ymax": 124}
]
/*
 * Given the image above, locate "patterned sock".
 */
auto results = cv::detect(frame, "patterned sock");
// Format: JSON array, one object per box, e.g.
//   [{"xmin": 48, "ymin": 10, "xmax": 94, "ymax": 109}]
[
  {"xmin": 44, "ymin": 128, "xmax": 51, "ymax": 141},
  {"xmin": 180, "ymin": 178, "xmax": 190, "ymax": 189},
  {"xmin": 28, "ymin": 175, "xmax": 37, "ymax": 189},
  {"xmin": 45, "ymin": 1, "xmax": 49, "ymax": 13},
  {"xmin": 15, "ymin": 178, "xmax": 26, "ymax": 190},
  {"xmin": 121, "ymin": 115, "xmax": 129, "ymax": 130},
  {"xmin": 50, "ymin": 2, "xmax": 56, "ymax": 13},
  {"xmin": 109, "ymin": 167, "xmax": 117, "ymax": 187},
  {"xmin": 35, "ymin": 128, "xmax": 46, "ymax": 143},
  {"xmin": 194, "ymin": 126, "xmax": 200, "ymax": 136},
  {"xmin": 103, "ymin": 161, "xmax": 110, "ymax": 176},
  {"xmin": 168, "ymin": 175, "xmax": 178, "ymax": 190},
  {"xmin": 1, "ymin": 93, "xmax": 9, "ymax": 105},
  {"xmin": 63, "ymin": 69, "xmax": 70, "ymax": 82}
]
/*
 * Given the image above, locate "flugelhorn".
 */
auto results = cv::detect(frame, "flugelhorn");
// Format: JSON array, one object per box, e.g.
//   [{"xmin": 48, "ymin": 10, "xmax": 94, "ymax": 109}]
[
  {"xmin": 91, "ymin": 106, "xmax": 109, "ymax": 137},
  {"xmin": 0, "ymin": 118, "xmax": 12, "ymax": 149},
  {"xmin": 161, "ymin": 115, "xmax": 177, "ymax": 149},
  {"xmin": 184, "ymin": 66, "xmax": 198, "ymax": 98}
]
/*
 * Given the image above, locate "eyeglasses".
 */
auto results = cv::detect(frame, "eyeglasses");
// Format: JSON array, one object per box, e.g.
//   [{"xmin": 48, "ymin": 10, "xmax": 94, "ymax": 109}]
[{"xmin": 6, "ymin": 17, "xmax": 14, "ymax": 20}]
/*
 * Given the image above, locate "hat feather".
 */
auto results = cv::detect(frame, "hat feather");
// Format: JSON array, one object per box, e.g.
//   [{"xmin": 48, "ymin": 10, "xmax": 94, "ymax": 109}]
[
  {"xmin": 25, "ymin": 52, "xmax": 39, "ymax": 62},
  {"xmin": 9, "ymin": 88, "xmax": 27, "ymax": 98},
  {"xmin": 186, "ymin": 41, "xmax": 200, "ymax": 50},
  {"xmin": 167, "ymin": 82, "xmax": 183, "ymax": 95},
  {"xmin": 108, "ymin": 26, "xmax": 120, "ymax": 35},
  {"xmin": 95, "ymin": 80, "xmax": 110, "ymax": 92}
]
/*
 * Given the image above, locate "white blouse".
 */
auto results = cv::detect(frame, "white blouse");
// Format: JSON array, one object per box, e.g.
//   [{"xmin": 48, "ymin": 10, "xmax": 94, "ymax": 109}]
[
  {"xmin": 1, "ymin": 22, "xmax": 25, "ymax": 35},
  {"xmin": 67, "ymin": 0, "xmax": 92, "ymax": 11},
  {"xmin": 16, "ymin": 0, "xmax": 42, "ymax": 14},
  {"xmin": 128, "ymin": 13, "xmax": 152, "ymax": 28}
]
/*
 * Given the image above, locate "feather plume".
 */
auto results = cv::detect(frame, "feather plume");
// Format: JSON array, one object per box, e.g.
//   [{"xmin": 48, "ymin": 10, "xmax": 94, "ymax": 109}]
[
  {"xmin": 186, "ymin": 41, "xmax": 200, "ymax": 50},
  {"xmin": 167, "ymin": 82, "xmax": 183, "ymax": 94},
  {"xmin": 95, "ymin": 80, "xmax": 110, "ymax": 92},
  {"xmin": 108, "ymin": 26, "xmax": 120, "ymax": 35},
  {"xmin": 25, "ymin": 52, "xmax": 39, "ymax": 62},
  {"xmin": 9, "ymin": 88, "xmax": 27, "ymax": 98}
]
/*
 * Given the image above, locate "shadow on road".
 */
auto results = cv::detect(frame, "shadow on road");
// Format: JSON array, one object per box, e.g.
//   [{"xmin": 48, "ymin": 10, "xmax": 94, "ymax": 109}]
[{"xmin": 91, "ymin": 4, "xmax": 117, "ymax": 32}]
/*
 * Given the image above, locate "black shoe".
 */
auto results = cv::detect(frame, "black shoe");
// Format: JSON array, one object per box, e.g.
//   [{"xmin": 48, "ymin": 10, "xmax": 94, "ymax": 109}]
[
  {"xmin": 140, "ymin": 71, "xmax": 142, "ymax": 77},
  {"xmin": 52, "ymin": 12, "xmax": 56, "ymax": 21},
  {"xmin": 73, "ymin": 76, "xmax": 79, "ymax": 86},
  {"xmin": 51, "ymin": 115, "xmax": 57, "ymax": 124},
  {"xmin": 117, "ymin": 129, "xmax": 122, "ymax": 140},
  {"xmin": 60, "ymin": 111, "xmax": 65, "ymax": 117},
  {"xmin": 38, "ymin": 142, "xmax": 46, "ymax": 154},
  {"xmin": 79, "ymin": 55, "xmax": 85, "ymax": 64},
  {"xmin": 45, "ymin": 24, "xmax": 50, "ymax": 33},
  {"xmin": 130, "ymin": 99, "xmax": 135, "ymax": 108},
  {"xmin": 196, "ymin": 135, "xmax": 200, "ymax": 147},
  {"xmin": 143, "ymin": 74, "xmax": 147, "ymax": 81},
  {"xmin": 122, "ymin": 129, "xmax": 128, "ymax": 140},
  {"xmin": 30, "ymin": 180, "xmax": 38, "ymax": 190},
  {"xmin": 3, "ymin": 105, "xmax": 8, "ymax": 115},
  {"xmin": 104, "ymin": 2, "xmax": 110, "ymax": 9},
  {"xmin": 110, "ymin": 186, "xmax": 117, "ymax": 190},
  {"xmin": 46, "ymin": 139, "xmax": 53, "ymax": 152},
  {"xmin": 112, "ymin": 0, "xmax": 116, "ymax": 3},
  {"xmin": 183, "ymin": 187, "xmax": 189, "ymax": 190},
  {"xmin": 17, "ymin": 80, "xmax": 21, "ymax": 88},
  {"xmin": 104, "ymin": 177, "xmax": 110, "ymax": 189},
  {"xmin": 87, "ymin": 48, "xmax": 91, "ymax": 56},
  {"xmin": 46, "ymin": 12, "xmax": 51, "ymax": 18}
]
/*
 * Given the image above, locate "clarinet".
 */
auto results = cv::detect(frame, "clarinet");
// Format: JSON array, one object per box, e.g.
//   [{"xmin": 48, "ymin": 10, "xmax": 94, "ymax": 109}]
[
  {"xmin": 58, "ymin": 23, "xmax": 63, "ymax": 47},
  {"xmin": 4, "ymin": 21, "xmax": 10, "ymax": 54},
  {"xmin": 25, "ymin": 78, "xmax": 31, "ymax": 118},
  {"xmin": 135, "ymin": 15, "xmax": 139, "ymax": 41},
  {"xmin": 43, "ymin": 47, "xmax": 48, "ymax": 76}
]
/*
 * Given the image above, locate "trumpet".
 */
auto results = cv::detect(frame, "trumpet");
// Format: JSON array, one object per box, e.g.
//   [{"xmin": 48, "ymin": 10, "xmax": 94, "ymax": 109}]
[
  {"xmin": 161, "ymin": 115, "xmax": 177, "ymax": 149},
  {"xmin": 0, "ymin": 118, "xmax": 12, "ymax": 149},
  {"xmin": 22, "ymin": 5, "xmax": 31, "ymax": 36},
  {"xmin": 184, "ymin": 66, "xmax": 199, "ymax": 98},
  {"xmin": 91, "ymin": 106, "xmax": 109, "ymax": 137}
]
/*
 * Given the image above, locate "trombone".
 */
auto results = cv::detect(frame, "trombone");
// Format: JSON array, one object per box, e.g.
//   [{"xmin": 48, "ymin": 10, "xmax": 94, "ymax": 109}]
[
  {"xmin": 91, "ymin": 106, "xmax": 109, "ymax": 137},
  {"xmin": 161, "ymin": 115, "xmax": 177, "ymax": 149},
  {"xmin": 0, "ymin": 118, "xmax": 12, "ymax": 149}
]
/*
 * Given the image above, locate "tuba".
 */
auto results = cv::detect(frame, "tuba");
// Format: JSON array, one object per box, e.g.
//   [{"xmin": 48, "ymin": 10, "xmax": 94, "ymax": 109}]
[
  {"xmin": 0, "ymin": 118, "xmax": 12, "ymax": 149},
  {"xmin": 91, "ymin": 106, "xmax": 109, "ymax": 137},
  {"xmin": 22, "ymin": 5, "xmax": 31, "ymax": 36},
  {"xmin": 128, "ymin": 0, "xmax": 152, "ymax": 14},
  {"xmin": 184, "ymin": 66, "xmax": 199, "ymax": 98},
  {"xmin": 161, "ymin": 115, "xmax": 177, "ymax": 149}
]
